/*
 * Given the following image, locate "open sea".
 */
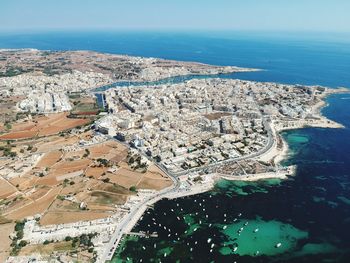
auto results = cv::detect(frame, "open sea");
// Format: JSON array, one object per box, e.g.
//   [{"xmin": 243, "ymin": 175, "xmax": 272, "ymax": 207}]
[{"xmin": 1, "ymin": 31, "xmax": 350, "ymax": 262}]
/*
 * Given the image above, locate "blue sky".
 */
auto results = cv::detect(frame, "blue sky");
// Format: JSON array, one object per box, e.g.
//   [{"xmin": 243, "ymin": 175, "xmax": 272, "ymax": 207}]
[{"xmin": 1, "ymin": 0, "xmax": 350, "ymax": 32}]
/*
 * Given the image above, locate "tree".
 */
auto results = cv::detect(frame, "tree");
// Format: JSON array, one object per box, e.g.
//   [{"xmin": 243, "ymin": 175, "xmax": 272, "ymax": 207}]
[
  {"xmin": 18, "ymin": 240, "xmax": 27, "ymax": 247},
  {"xmin": 129, "ymin": 186, "xmax": 137, "ymax": 192},
  {"xmin": 83, "ymin": 148, "xmax": 90, "ymax": 158}
]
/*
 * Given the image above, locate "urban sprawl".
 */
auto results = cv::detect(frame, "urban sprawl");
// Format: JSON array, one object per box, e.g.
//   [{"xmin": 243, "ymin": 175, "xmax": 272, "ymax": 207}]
[{"xmin": 0, "ymin": 49, "xmax": 346, "ymax": 263}]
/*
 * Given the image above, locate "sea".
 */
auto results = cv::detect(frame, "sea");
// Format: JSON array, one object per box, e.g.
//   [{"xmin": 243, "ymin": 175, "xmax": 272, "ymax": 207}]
[{"xmin": 1, "ymin": 31, "xmax": 350, "ymax": 262}]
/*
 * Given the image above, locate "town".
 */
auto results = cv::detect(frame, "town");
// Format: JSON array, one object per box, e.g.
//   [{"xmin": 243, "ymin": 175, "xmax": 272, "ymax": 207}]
[{"xmin": 0, "ymin": 50, "xmax": 346, "ymax": 263}]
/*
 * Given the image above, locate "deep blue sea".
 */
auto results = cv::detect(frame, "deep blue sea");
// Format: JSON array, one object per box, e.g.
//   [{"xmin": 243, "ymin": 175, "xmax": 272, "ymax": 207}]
[{"xmin": 1, "ymin": 31, "xmax": 350, "ymax": 262}]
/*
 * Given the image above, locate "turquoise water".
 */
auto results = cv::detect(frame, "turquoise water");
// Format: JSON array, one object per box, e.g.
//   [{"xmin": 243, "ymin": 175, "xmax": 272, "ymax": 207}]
[{"xmin": 1, "ymin": 31, "xmax": 350, "ymax": 262}]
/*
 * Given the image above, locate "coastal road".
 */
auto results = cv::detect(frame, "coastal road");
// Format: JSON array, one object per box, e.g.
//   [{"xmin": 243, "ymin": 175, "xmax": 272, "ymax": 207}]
[{"xmin": 97, "ymin": 147, "xmax": 181, "ymax": 263}]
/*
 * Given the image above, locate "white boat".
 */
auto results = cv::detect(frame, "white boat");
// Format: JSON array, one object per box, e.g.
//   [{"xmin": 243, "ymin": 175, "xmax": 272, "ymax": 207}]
[
  {"xmin": 238, "ymin": 213, "xmax": 242, "ymax": 217},
  {"xmin": 207, "ymin": 238, "xmax": 212, "ymax": 243},
  {"xmin": 275, "ymin": 242, "xmax": 282, "ymax": 248},
  {"xmin": 233, "ymin": 247, "xmax": 238, "ymax": 252},
  {"xmin": 254, "ymin": 228, "xmax": 259, "ymax": 233},
  {"xmin": 223, "ymin": 225, "xmax": 227, "ymax": 230},
  {"xmin": 211, "ymin": 243, "xmax": 215, "ymax": 248}
]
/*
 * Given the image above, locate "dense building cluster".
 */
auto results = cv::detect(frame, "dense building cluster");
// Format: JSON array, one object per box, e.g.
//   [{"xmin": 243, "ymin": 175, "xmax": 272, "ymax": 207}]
[{"xmin": 96, "ymin": 78, "xmax": 324, "ymax": 174}]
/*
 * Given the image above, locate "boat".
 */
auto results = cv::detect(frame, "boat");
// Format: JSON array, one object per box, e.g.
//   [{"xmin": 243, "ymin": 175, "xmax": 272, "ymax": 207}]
[
  {"xmin": 238, "ymin": 213, "xmax": 242, "ymax": 217},
  {"xmin": 275, "ymin": 242, "xmax": 282, "ymax": 248},
  {"xmin": 244, "ymin": 222, "xmax": 249, "ymax": 226},
  {"xmin": 233, "ymin": 247, "xmax": 238, "ymax": 252},
  {"xmin": 253, "ymin": 228, "xmax": 259, "ymax": 233},
  {"xmin": 211, "ymin": 243, "xmax": 215, "ymax": 248},
  {"xmin": 223, "ymin": 225, "xmax": 227, "ymax": 229},
  {"xmin": 207, "ymin": 238, "xmax": 212, "ymax": 243}
]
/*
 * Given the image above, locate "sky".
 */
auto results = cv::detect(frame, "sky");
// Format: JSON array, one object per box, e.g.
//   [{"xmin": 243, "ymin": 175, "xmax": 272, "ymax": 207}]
[{"xmin": 0, "ymin": 0, "xmax": 350, "ymax": 32}]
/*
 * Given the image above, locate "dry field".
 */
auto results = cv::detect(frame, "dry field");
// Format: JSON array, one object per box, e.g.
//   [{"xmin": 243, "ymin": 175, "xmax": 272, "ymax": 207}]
[
  {"xmin": 36, "ymin": 150, "xmax": 62, "ymax": 168},
  {"xmin": 0, "ymin": 178, "xmax": 17, "ymax": 199},
  {"xmin": 0, "ymin": 135, "xmax": 172, "ymax": 226},
  {"xmin": 204, "ymin": 112, "xmax": 232, "ymax": 120},
  {"xmin": 109, "ymin": 163, "xmax": 172, "ymax": 190},
  {"xmin": 35, "ymin": 132, "xmax": 91, "ymax": 153},
  {"xmin": 0, "ymin": 223, "xmax": 15, "ymax": 262},
  {"xmin": 40, "ymin": 211, "xmax": 111, "ymax": 225},
  {"xmin": 4, "ymin": 187, "xmax": 61, "ymax": 221},
  {"xmin": 19, "ymin": 241, "xmax": 74, "ymax": 256},
  {"xmin": 0, "ymin": 95, "xmax": 25, "ymax": 124},
  {"xmin": 0, "ymin": 113, "xmax": 90, "ymax": 140}
]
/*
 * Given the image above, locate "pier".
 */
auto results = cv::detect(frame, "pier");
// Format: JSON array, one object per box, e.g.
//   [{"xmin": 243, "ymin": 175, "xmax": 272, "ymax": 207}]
[{"xmin": 127, "ymin": 231, "xmax": 158, "ymax": 238}]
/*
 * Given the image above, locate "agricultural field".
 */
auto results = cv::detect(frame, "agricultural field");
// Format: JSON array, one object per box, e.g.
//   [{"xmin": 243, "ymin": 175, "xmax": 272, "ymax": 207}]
[
  {"xmin": 69, "ymin": 93, "xmax": 102, "ymax": 116},
  {"xmin": 0, "ymin": 137, "xmax": 172, "ymax": 225},
  {"xmin": 0, "ymin": 113, "xmax": 90, "ymax": 140}
]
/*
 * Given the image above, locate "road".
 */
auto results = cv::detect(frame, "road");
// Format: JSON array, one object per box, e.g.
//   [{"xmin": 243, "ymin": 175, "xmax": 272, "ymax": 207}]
[
  {"xmin": 171, "ymin": 116, "xmax": 275, "ymax": 176},
  {"xmin": 97, "ymin": 147, "xmax": 181, "ymax": 262}
]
